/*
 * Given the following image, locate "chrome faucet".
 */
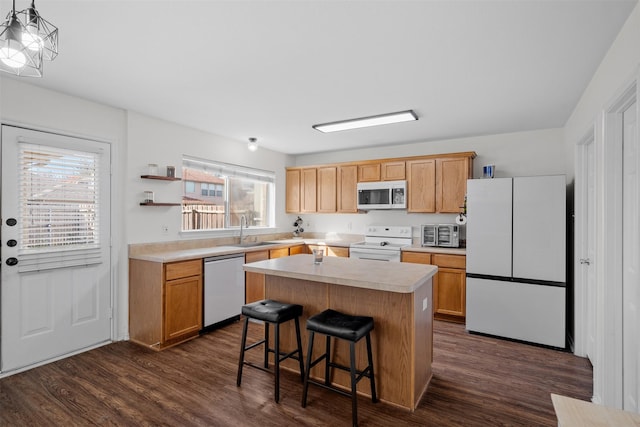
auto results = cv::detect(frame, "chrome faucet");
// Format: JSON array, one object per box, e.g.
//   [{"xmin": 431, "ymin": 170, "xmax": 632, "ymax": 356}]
[{"xmin": 239, "ymin": 214, "xmax": 248, "ymax": 244}]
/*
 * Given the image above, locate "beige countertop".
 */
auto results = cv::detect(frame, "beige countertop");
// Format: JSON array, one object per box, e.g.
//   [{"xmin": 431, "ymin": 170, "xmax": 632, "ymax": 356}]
[
  {"xmin": 551, "ymin": 394, "xmax": 640, "ymax": 426},
  {"xmin": 403, "ymin": 244, "xmax": 466, "ymax": 255},
  {"xmin": 243, "ymin": 254, "xmax": 437, "ymax": 293},
  {"xmin": 129, "ymin": 238, "xmax": 357, "ymax": 263}
]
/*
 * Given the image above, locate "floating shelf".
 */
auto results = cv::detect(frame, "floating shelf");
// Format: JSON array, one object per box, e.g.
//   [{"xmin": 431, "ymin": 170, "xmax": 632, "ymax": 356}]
[
  {"xmin": 140, "ymin": 175, "xmax": 182, "ymax": 181},
  {"xmin": 140, "ymin": 202, "xmax": 181, "ymax": 206}
]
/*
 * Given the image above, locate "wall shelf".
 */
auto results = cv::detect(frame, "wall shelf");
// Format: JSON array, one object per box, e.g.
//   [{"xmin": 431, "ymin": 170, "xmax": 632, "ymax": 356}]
[
  {"xmin": 141, "ymin": 175, "xmax": 181, "ymax": 181},
  {"xmin": 140, "ymin": 202, "xmax": 181, "ymax": 206}
]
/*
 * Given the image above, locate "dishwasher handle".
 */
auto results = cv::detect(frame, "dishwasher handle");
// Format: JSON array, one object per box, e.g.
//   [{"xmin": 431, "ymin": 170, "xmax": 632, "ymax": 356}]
[{"xmin": 204, "ymin": 253, "xmax": 245, "ymax": 263}]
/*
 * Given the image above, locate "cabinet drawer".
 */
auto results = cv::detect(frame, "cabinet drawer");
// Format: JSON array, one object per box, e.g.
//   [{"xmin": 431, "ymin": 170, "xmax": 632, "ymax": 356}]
[
  {"xmin": 328, "ymin": 246, "xmax": 349, "ymax": 257},
  {"xmin": 269, "ymin": 247, "xmax": 289, "ymax": 259},
  {"xmin": 432, "ymin": 254, "xmax": 465, "ymax": 269},
  {"xmin": 289, "ymin": 245, "xmax": 306, "ymax": 255},
  {"xmin": 245, "ymin": 250, "xmax": 269, "ymax": 263},
  {"xmin": 165, "ymin": 259, "xmax": 202, "ymax": 281},
  {"xmin": 401, "ymin": 252, "xmax": 432, "ymax": 264}
]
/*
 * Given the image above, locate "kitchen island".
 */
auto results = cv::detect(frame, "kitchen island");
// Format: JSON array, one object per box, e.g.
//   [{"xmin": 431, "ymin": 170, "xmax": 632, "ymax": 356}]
[{"xmin": 243, "ymin": 254, "xmax": 437, "ymax": 411}]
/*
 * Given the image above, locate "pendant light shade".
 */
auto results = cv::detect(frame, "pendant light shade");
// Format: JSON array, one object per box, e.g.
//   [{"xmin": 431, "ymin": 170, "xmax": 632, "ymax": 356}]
[
  {"xmin": 0, "ymin": 6, "xmax": 42, "ymax": 77},
  {"xmin": 0, "ymin": 0, "xmax": 57, "ymax": 77},
  {"xmin": 17, "ymin": 0, "xmax": 58, "ymax": 61}
]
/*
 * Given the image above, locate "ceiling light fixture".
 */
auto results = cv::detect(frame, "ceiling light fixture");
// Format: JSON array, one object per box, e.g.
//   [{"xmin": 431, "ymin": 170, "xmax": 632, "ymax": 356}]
[
  {"xmin": 247, "ymin": 137, "xmax": 258, "ymax": 152},
  {"xmin": 312, "ymin": 110, "xmax": 418, "ymax": 133},
  {"xmin": 17, "ymin": 0, "xmax": 58, "ymax": 61},
  {"xmin": 0, "ymin": 0, "xmax": 57, "ymax": 77}
]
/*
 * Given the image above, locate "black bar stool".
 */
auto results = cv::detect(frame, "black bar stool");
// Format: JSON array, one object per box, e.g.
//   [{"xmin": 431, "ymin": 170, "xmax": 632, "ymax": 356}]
[
  {"xmin": 301, "ymin": 309, "xmax": 377, "ymax": 427},
  {"xmin": 236, "ymin": 299, "xmax": 305, "ymax": 403}
]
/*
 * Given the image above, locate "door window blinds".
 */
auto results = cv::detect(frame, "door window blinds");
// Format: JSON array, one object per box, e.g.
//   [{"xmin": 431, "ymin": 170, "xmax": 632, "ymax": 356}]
[{"xmin": 18, "ymin": 142, "xmax": 102, "ymax": 272}]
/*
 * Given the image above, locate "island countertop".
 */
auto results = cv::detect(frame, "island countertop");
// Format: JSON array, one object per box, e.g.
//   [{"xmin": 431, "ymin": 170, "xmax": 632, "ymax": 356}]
[{"xmin": 243, "ymin": 254, "xmax": 437, "ymax": 293}]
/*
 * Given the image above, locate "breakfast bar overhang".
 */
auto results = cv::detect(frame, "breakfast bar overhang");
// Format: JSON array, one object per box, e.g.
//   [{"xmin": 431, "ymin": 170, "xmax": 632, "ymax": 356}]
[{"xmin": 243, "ymin": 254, "xmax": 437, "ymax": 411}]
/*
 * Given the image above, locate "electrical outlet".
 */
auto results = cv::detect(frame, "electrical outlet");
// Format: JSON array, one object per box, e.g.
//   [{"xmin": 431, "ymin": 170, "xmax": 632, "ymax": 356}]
[
  {"xmin": 422, "ymin": 297, "xmax": 429, "ymax": 311},
  {"xmin": 161, "ymin": 225, "xmax": 169, "ymax": 234}
]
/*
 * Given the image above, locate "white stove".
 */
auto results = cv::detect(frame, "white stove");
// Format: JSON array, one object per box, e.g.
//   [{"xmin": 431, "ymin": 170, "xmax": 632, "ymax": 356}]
[{"xmin": 349, "ymin": 225, "xmax": 413, "ymax": 262}]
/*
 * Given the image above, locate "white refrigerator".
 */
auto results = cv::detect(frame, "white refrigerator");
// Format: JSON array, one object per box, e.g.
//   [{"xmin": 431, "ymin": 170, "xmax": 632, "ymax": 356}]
[{"xmin": 465, "ymin": 175, "xmax": 566, "ymax": 348}]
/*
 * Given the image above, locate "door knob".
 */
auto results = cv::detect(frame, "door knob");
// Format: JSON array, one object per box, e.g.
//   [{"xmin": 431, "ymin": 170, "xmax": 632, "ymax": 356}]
[
  {"xmin": 6, "ymin": 257, "xmax": 18, "ymax": 266},
  {"xmin": 580, "ymin": 258, "xmax": 591, "ymax": 265}
]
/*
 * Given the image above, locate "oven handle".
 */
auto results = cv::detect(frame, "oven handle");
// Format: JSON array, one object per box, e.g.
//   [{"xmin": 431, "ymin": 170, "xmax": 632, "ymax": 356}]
[{"xmin": 358, "ymin": 256, "xmax": 391, "ymax": 262}]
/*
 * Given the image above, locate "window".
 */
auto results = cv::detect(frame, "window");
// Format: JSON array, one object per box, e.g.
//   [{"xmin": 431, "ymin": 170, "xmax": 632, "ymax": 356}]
[
  {"xmin": 185, "ymin": 180, "xmax": 195, "ymax": 193},
  {"xmin": 18, "ymin": 142, "xmax": 102, "ymax": 271},
  {"xmin": 182, "ymin": 156, "xmax": 275, "ymax": 231}
]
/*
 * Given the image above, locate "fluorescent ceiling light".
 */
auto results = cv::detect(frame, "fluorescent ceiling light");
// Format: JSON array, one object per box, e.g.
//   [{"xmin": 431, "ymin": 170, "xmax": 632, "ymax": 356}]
[{"xmin": 312, "ymin": 110, "xmax": 418, "ymax": 133}]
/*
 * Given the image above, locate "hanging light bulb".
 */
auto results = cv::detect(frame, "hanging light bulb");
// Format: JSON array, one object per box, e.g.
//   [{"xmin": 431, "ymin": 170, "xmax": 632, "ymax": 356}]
[
  {"xmin": 0, "ymin": 14, "xmax": 26, "ymax": 68},
  {"xmin": 17, "ymin": 0, "xmax": 58, "ymax": 61},
  {"xmin": 0, "ymin": 0, "xmax": 42, "ymax": 76},
  {"xmin": 248, "ymin": 137, "xmax": 259, "ymax": 152}
]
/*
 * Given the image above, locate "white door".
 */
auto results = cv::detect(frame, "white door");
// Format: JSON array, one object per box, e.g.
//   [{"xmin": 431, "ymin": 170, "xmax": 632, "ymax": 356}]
[
  {"xmin": 622, "ymin": 101, "xmax": 639, "ymax": 412},
  {"xmin": 585, "ymin": 135, "xmax": 597, "ymax": 363},
  {"xmin": 1, "ymin": 125, "xmax": 112, "ymax": 373}
]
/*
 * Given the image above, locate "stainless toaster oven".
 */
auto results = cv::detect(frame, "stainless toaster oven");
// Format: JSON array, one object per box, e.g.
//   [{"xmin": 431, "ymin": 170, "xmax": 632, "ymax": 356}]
[{"xmin": 421, "ymin": 224, "xmax": 460, "ymax": 248}]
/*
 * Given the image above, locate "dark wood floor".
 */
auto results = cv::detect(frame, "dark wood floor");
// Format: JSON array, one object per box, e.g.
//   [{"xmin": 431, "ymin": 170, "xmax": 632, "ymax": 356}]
[{"xmin": 0, "ymin": 320, "xmax": 592, "ymax": 426}]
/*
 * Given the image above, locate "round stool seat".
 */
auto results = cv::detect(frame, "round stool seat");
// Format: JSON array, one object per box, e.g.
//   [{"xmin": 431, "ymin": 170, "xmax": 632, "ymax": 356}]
[
  {"xmin": 306, "ymin": 309, "xmax": 374, "ymax": 342},
  {"xmin": 242, "ymin": 299, "xmax": 303, "ymax": 323}
]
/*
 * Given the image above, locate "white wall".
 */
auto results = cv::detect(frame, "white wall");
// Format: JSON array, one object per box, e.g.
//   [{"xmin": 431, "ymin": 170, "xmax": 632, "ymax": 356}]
[
  {"xmin": 126, "ymin": 111, "xmax": 293, "ymax": 244},
  {"xmin": 564, "ymin": 3, "xmax": 640, "ymax": 178},
  {"xmin": 292, "ymin": 128, "xmax": 565, "ymax": 238}
]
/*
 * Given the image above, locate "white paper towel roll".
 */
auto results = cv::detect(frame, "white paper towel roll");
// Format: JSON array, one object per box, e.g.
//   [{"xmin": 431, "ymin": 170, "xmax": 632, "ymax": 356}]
[{"xmin": 455, "ymin": 214, "xmax": 467, "ymax": 225}]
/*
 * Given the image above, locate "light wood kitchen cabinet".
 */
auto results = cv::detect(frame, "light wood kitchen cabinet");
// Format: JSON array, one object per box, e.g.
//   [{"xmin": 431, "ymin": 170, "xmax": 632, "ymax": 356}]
[
  {"xmin": 317, "ymin": 166, "xmax": 337, "ymax": 213},
  {"xmin": 129, "ymin": 258, "xmax": 203, "ymax": 350},
  {"xmin": 358, "ymin": 163, "xmax": 381, "ymax": 182},
  {"xmin": 289, "ymin": 244, "xmax": 306, "ymax": 255},
  {"xmin": 436, "ymin": 157, "xmax": 472, "ymax": 213},
  {"xmin": 327, "ymin": 246, "xmax": 349, "ymax": 257},
  {"xmin": 407, "ymin": 159, "xmax": 436, "ymax": 212},
  {"xmin": 245, "ymin": 250, "xmax": 269, "ymax": 303},
  {"xmin": 432, "ymin": 254, "xmax": 466, "ymax": 323},
  {"xmin": 306, "ymin": 244, "xmax": 349, "ymax": 258},
  {"xmin": 337, "ymin": 165, "xmax": 358, "ymax": 213},
  {"xmin": 381, "ymin": 161, "xmax": 405, "ymax": 181},
  {"xmin": 407, "ymin": 154, "xmax": 474, "ymax": 213},
  {"xmin": 301, "ymin": 168, "xmax": 317, "ymax": 213},
  {"xmin": 286, "ymin": 169, "xmax": 300, "ymax": 213},
  {"xmin": 402, "ymin": 251, "xmax": 466, "ymax": 323},
  {"xmin": 401, "ymin": 251, "xmax": 431, "ymax": 265}
]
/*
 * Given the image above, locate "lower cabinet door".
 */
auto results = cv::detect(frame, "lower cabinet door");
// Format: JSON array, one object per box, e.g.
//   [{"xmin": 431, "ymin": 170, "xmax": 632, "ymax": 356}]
[
  {"xmin": 164, "ymin": 275, "xmax": 202, "ymax": 343},
  {"xmin": 434, "ymin": 268, "xmax": 466, "ymax": 319}
]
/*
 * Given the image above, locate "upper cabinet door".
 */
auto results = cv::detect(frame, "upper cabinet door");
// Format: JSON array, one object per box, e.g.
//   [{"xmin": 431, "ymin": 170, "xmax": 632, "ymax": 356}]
[
  {"xmin": 317, "ymin": 166, "xmax": 337, "ymax": 213},
  {"xmin": 337, "ymin": 165, "xmax": 358, "ymax": 213},
  {"xmin": 436, "ymin": 157, "xmax": 471, "ymax": 213},
  {"xmin": 358, "ymin": 163, "xmax": 381, "ymax": 182},
  {"xmin": 285, "ymin": 169, "xmax": 301, "ymax": 213},
  {"xmin": 407, "ymin": 159, "xmax": 436, "ymax": 212},
  {"xmin": 381, "ymin": 161, "xmax": 406, "ymax": 181},
  {"xmin": 300, "ymin": 168, "xmax": 317, "ymax": 213}
]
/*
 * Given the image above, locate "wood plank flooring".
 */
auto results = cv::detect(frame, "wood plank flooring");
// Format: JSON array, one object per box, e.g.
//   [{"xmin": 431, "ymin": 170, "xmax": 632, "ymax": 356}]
[{"xmin": 0, "ymin": 320, "xmax": 592, "ymax": 426}]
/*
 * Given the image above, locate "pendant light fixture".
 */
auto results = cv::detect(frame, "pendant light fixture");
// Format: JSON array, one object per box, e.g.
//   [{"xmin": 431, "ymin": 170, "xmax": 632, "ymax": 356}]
[
  {"xmin": 0, "ymin": 0, "xmax": 57, "ymax": 77},
  {"xmin": 17, "ymin": 0, "xmax": 58, "ymax": 61},
  {"xmin": 247, "ymin": 137, "xmax": 259, "ymax": 152}
]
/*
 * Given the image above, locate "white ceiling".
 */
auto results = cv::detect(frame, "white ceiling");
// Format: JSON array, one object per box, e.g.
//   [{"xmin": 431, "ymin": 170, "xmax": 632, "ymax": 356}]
[{"xmin": 2, "ymin": 0, "xmax": 637, "ymax": 155}]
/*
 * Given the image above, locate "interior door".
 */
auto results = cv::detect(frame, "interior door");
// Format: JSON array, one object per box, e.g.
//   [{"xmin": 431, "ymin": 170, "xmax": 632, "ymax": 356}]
[
  {"xmin": 1, "ymin": 125, "xmax": 112, "ymax": 373},
  {"xmin": 622, "ymin": 101, "xmax": 638, "ymax": 412},
  {"xmin": 585, "ymin": 135, "xmax": 597, "ymax": 363}
]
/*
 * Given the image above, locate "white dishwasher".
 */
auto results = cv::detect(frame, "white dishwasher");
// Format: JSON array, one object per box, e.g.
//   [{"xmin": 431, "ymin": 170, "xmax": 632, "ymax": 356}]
[{"xmin": 203, "ymin": 253, "xmax": 245, "ymax": 330}]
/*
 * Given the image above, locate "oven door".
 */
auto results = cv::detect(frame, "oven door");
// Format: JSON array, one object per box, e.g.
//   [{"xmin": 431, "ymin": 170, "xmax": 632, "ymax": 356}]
[{"xmin": 349, "ymin": 247, "xmax": 400, "ymax": 262}]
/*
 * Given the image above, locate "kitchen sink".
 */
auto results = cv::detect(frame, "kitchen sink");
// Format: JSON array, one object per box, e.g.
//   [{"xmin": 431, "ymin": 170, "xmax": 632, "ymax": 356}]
[{"xmin": 230, "ymin": 241, "xmax": 275, "ymax": 248}]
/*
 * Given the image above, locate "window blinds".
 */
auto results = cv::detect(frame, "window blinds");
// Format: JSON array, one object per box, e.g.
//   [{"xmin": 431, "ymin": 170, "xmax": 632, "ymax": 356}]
[{"xmin": 18, "ymin": 142, "xmax": 102, "ymax": 272}]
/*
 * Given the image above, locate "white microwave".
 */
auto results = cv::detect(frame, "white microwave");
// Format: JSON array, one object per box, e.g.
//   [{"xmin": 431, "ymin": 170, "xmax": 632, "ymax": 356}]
[{"xmin": 357, "ymin": 180, "xmax": 407, "ymax": 210}]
